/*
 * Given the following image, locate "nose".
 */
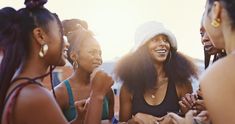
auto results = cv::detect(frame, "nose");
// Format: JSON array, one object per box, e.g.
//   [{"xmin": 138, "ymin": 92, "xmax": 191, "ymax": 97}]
[
  {"xmin": 201, "ymin": 32, "xmax": 210, "ymax": 45},
  {"xmin": 159, "ymin": 40, "xmax": 168, "ymax": 46},
  {"xmin": 94, "ymin": 53, "xmax": 102, "ymax": 65}
]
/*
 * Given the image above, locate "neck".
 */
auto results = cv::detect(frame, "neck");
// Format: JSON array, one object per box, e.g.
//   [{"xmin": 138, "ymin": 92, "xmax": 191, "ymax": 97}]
[
  {"xmin": 155, "ymin": 63, "xmax": 165, "ymax": 78},
  {"xmin": 223, "ymin": 27, "xmax": 235, "ymax": 54},
  {"xmin": 70, "ymin": 68, "xmax": 90, "ymax": 85},
  {"xmin": 16, "ymin": 57, "xmax": 49, "ymax": 83}
]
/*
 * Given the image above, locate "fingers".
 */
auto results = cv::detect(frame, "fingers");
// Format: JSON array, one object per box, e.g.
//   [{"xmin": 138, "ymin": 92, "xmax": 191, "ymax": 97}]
[
  {"xmin": 179, "ymin": 101, "xmax": 187, "ymax": 108},
  {"xmin": 168, "ymin": 112, "xmax": 182, "ymax": 120},
  {"xmin": 74, "ymin": 99, "xmax": 87, "ymax": 108},
  {"xmin": 185, "ymin": 110, "xmax": 197, "ymax": 119},
  {"xmin": 196, "ymin": 90, "xmax": 203, "ymax": 99},
  {"xmin": 181, "ymin": 96, "xmax": 192, "ymax": 109},
  {"xmin": 193, "ymin": 100, "xmax": 206, "ymax": 111},
  {"xmin": 197, "ymin": 111, "xmax": 208, "ymax": 117}
]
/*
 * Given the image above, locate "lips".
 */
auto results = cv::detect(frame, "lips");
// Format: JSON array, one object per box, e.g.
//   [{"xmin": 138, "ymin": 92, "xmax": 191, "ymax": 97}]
[
  {"xmin": 155, "ymin": 49, "xmax": 168, "ymax": 54},
  {"xmin": 204, "ymin": 45, "xmax": 214, "ymax": 51}
]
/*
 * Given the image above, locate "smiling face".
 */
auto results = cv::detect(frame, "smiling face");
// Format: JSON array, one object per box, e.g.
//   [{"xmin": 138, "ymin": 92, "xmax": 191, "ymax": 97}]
[
  {"xmin": 147, "ymin": 34, "xmax": 170, "ymax": 64},
  {"xmin": 76, "ymin": 37, "xmax": 102, "ymax": 73},
  {"xmin": 44, "ymin": 19, "xmax": 69, "ymax": 66}
]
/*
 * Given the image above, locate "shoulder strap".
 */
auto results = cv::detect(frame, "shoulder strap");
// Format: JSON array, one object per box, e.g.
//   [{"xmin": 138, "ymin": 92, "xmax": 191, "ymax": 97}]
[
  {"xmin": 64, "ymin": 80, "xmax": 75, "ymax": 105},
  {"xmin": 4, "ymin": 77, "xmax": 42, "ymax": 105},
  {"xmin": 4, "ymin": 81, "xmax": 41, "ymax": 124}
]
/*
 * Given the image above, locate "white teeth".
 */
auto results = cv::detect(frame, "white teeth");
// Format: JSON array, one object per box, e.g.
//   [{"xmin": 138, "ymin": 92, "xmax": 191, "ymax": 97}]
[{"xmin": 155, "ymin": 49, "xmax": 167, "ymax": 53}]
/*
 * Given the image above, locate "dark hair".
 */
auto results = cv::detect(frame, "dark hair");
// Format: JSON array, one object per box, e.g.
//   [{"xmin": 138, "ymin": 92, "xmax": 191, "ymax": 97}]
[
  {"xmin": 62, "ymin": 19, "xmax": 93, "ymax": 64},
  {"xmin": 204, "ymin": 49, "xmax": 227, "ymax": 69},
  {"xmin": 0, "ymin": 0, "xmax": 62, "ymax": 119},
  {"xmin": 208, "ymin": 0, "xmax": 235, "ymax": 29},
  {"xmin": 115, "ymin": 44, "xmax": 197, "ymax": 94}
]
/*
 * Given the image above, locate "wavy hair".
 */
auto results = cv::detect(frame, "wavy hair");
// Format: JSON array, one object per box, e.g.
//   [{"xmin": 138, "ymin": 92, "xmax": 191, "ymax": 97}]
[{"xmin": 115, "ymin": 43, "xmax": 198, "ymax": 94}]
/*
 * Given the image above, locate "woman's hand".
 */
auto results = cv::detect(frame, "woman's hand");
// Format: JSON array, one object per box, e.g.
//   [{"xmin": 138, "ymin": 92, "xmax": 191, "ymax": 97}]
[
  {"xmin": 90, "ymin": 69, "xmax": 114, "ymax": 98},
  {"xmin": 74, "ymin": 99, "xmax": 89, "ymax": 121},
  {"xmin": 134, "ymin": 113, "xmax": 163, "ymax": 124},
  {"xmin": 167, "ymin": 110, "xmax": 197, "ymax": 124},
  {"xmin": 179, "ymin": 93, "xmax": 197, "ymax": 114}
]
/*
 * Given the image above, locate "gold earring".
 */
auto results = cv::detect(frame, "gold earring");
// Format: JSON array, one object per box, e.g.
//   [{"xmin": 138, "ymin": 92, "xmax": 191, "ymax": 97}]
[
  {"xmin": 211, "ymin": 18, "xmax": 221, "ymax": 28},
  {"xmin": 39, "ymin": 43, "xmax": 49, "ymax": 58},
  {"xmin": 73, "ymin": 60, "xmax": 79, "ymax": 69}
]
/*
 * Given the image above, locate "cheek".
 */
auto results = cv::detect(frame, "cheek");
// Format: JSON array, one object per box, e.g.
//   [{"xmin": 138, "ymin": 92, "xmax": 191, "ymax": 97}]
[{"xmin": 79, "ymin": 54, "xmax": 94, "ymax": 68}]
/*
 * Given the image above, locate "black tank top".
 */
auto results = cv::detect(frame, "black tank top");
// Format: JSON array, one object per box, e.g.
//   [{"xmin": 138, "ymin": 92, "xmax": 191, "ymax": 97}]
[{"xmin": 131, "ymin": 79, "xmax": 180, "ymax": 117}]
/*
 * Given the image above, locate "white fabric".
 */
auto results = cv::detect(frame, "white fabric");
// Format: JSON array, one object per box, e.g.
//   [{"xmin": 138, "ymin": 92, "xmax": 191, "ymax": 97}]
[{"xmin": 133, "ymin": 21, "xmax": 177, "ymax": 51}]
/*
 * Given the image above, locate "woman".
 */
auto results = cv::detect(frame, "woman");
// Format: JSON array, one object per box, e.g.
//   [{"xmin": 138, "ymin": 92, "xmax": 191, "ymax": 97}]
[
  {"xmin": 54, "ymin": 19, "xmax": 114, "ymax": 122},
  {"xmin": 0, "ymin": 0, "xmax": 113, "ymax": 124},
  {"xmin": 200, "ymin": 24, "xmax": 226, "ymax": 69},
  {"xmin": 200, "ymin": 0, "xmax": 235, "ymax": 123},
  {"xmin": 115, "ymin": 21, "xmax": 197, "ymax": 123}
]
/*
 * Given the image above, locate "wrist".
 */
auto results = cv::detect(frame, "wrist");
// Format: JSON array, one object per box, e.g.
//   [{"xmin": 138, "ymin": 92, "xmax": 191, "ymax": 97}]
[{"xmin": 90, "ymin": 91, "xmax": 105, "ymax": 100}]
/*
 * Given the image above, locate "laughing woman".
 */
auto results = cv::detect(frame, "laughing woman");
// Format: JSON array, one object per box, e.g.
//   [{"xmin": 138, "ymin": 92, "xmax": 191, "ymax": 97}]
[
  {"xmin": 115, "ymin": 21, "xmax": 197, "ymax": 123},
  {"xmin": 54, "ymin": 19, "xmax": 114, "ymax": 123}
]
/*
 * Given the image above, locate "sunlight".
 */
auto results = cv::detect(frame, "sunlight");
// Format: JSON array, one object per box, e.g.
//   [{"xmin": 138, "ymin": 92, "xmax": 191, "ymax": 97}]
[{"xmin": 0, "ymin": 0, "xmax": 206, "ymax": 61}]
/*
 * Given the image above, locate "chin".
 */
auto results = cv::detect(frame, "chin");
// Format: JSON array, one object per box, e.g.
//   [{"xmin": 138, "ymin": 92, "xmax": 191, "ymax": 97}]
[
  {"xmin": 155, "ymin": 58, "xmax": 167, "ymax": 63},
  {"xmin": 56, "ymin": 59, "xmax": 66, "ymax": 66}
]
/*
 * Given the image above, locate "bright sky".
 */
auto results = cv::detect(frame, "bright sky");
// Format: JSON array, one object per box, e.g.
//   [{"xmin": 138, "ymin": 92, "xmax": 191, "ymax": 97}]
[{"xmin": 1, "ymin": 0, "xmax": 206, "ymax": 62}]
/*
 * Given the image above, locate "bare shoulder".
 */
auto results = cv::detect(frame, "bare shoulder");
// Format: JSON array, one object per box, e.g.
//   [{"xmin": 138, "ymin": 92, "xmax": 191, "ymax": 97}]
[
  {"xmin": 15, "ymin": 84, "xmax": 67, "ymax": 124},
  {"xmin": 200, "ymin": 55, "xmax": 235, "ymax": 123},
  {"xmin": 176, "ymin": 82, "xmax": 193, "ymax": 98},
  {"xmin": 200, "ymin": 55, "xmax": 235, "ymax": 88},
  {"xmin": 120, "ymin": 84, "xmax": 132, "ymax": 99}
]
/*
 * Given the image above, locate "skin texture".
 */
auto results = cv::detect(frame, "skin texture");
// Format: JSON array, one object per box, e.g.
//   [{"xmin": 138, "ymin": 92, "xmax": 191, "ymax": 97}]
[
  {"xmin": 119, "ymin": 34, "xmax": 192, "ymax": 123},
  {"xmin": 200, "ymin": 26, "xmax": 221, "ymax": 55},
  {"xmin": 1, "ymin": 18, "xmax": 73, "ymax": 124},
  {"xmin": 54, "ymin": 28, "xmax": 114, "ymax": 123},
  {"xmin": 201, "ymin": 0, "xmax": 235, "ymax": 124},
  {"xmin": 1, "ymin": 15, "xmax": 113, "ymax": 124}
]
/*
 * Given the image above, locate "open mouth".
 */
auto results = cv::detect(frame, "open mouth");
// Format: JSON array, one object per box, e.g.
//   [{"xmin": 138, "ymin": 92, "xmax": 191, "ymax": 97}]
[
  {"xmin": 204, "ymin": 45, "xmax": 214, "ymax": 51},
  {"xmin": 155, "ymin": 49, "xmax": 167, "ymax": 54}
]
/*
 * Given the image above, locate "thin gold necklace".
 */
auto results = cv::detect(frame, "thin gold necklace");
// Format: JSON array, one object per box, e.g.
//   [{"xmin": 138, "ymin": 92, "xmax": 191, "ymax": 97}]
[{"xmin": 150, "ymin": 78, "xmax": 168, "ymax": 99}]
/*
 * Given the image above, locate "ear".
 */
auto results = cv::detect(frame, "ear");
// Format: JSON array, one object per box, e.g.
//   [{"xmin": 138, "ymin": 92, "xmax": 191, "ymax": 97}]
[
  {"xmin": 211, "ymin": 1, "xmax": 222, "ymax": 20},
  {"xmin": 70, "ymin": 50, "xmax": 79, "ymax": 62},
  {"xmin": 32, "ymin": 27, "xmax": 47, "ymax": 45}
]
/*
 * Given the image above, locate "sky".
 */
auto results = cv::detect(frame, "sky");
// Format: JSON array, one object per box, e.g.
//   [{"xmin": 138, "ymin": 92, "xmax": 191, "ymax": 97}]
[{"xmin": 0, "ymin": 0, "xmax": 206, "ymax": 62}]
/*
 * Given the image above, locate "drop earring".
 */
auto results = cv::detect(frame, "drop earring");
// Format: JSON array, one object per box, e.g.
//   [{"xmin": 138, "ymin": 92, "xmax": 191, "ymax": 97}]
[
  {"xmin": 211, "ymin": 18, "xmax": 221, "ymax": 28},
  {"xmin": 39, "ymin": 43, "xmax": 49, "ymax": 58}
]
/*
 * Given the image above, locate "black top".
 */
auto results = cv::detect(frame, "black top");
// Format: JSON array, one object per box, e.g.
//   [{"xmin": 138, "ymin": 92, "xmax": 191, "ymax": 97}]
[{"xmin": 131, "ymin": 79, "xmax": 180, "ymax": 117}]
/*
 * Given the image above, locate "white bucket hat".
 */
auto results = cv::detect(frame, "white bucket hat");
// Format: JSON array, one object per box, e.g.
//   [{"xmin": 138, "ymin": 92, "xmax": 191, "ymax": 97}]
[{"xmin": 132, "ymin": 21, "xmax": 177, "ymax": 52}]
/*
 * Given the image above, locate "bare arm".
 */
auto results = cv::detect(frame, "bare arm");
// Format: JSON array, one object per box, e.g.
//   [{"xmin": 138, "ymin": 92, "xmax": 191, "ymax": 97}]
[
  {"xmin": 119, "ymin": 84, "xmax": 133, "ymax": 122},
  {"xmin": 84, "ymin": 70, "xmax": 114, "ymax": 124}
]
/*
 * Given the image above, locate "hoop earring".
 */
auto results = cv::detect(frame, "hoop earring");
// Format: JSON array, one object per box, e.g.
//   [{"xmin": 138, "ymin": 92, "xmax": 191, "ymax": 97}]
[
  {"xmin": 211, "ymin": 18, "xmax": 221, "ymax": 28},
  {"xmin": 73, "ymin": 60, "xmax": 79, "ymax": 69},
  {"xmin": 39, "ymin": 43, "xmax": 48, "ymax": 58}
]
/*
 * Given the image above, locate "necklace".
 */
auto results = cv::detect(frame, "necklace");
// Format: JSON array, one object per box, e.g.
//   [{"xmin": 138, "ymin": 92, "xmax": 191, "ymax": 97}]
[{"xmin": 150, "ymin": 78, "xmax": 168, "ymax": 99}]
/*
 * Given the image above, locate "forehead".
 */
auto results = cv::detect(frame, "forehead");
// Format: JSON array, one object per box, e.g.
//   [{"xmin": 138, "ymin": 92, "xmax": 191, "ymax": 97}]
[
  {"xmin": 152, "ymin": 34, "xmax": 169, "ymax": 40},
  {"xmin": 79, "ymin": 37, "xmax": 101, "ymax": 50}
]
